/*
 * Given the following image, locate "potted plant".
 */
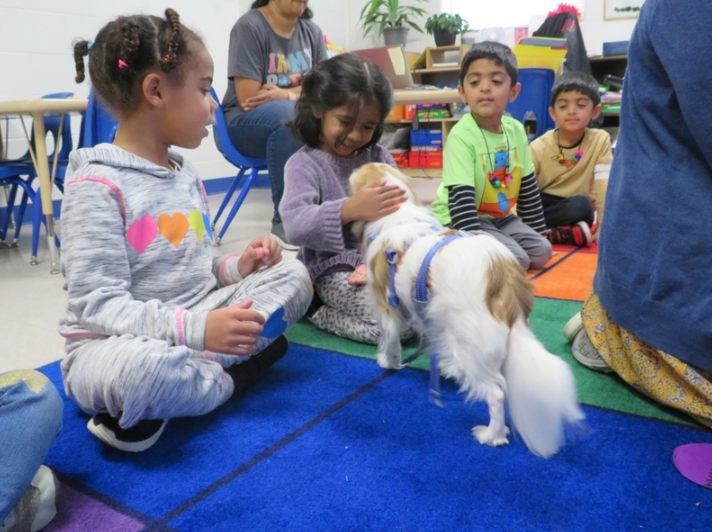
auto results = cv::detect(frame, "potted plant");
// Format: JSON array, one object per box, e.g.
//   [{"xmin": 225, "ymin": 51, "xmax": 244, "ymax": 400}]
[
  {"xmin": 425, "ymin": 13, "xmax": 469, "ymax": 47},
  {"xmin": 359, "ymin": 0, "xmax": 428, "ymax": 49}
]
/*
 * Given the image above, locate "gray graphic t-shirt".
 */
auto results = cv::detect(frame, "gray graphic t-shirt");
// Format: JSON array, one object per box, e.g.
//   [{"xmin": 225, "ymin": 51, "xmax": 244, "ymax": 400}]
[{"xmin": 222, "ymin": 9, "xmax": 328, "ymax": 124}]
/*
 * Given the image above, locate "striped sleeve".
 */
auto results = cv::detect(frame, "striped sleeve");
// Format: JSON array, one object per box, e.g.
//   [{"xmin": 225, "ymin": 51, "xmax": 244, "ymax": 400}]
[
  {"xmin": 516, "ymin": 172, "xmax": 547, "ymax": 235},
  {"xmin": 447, "ymin": 184, "xmax": 481, "ymax": 232}
]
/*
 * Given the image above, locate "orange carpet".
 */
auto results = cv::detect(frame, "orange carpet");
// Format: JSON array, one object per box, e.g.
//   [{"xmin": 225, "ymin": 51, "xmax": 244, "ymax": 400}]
[{"xmin": 528, "ymin": 247, "xmax": 597, "ymax": 302}]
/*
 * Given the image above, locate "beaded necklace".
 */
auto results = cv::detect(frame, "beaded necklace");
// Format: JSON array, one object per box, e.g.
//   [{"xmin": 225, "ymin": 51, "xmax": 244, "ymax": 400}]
[
  {"xmin": 554, "ymin": 129, "xmax": 584, "ymax": 167},
  {"xmin": 479, "ymin": 124, "xmax": 512, "ymax": 189}
]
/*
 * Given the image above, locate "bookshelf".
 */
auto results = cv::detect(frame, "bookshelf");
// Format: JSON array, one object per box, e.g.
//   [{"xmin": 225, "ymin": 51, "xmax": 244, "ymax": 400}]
[{"xmin": 386, "ymin": 46, "xmax": 469, "ymax": 178}]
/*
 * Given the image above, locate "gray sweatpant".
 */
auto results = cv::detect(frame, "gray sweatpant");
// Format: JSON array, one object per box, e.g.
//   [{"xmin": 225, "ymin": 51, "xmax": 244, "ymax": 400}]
[
  {"xmin": 61, "ymin": 260, "xmax": 312, "ymax": 428},
  {"xmin": 478, "ymin": 216, "xmax": 552, "ymax": 270}
]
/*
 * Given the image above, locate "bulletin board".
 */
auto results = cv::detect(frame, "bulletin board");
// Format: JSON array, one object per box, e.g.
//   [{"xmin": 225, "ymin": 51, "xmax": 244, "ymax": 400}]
[{"xmin": 604, "ymin": 0, "xmax": 645, "ymax": 20}]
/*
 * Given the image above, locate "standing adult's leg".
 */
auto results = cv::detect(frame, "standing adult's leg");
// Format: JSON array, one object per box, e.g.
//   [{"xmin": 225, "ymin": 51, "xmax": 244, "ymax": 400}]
[
  {"xmin": 0, "ymin": 370, "xmax": 63, "ymax": 524},
  {"xmin": 227, "ymin": 101, "xmax": 302, "ymax": 224}
]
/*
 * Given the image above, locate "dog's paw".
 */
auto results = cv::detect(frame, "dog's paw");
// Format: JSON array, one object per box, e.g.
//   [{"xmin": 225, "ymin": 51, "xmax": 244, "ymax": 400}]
[
  {"xmin": 376, "ymin": 352, "xmax": 402, "ymax": 370},
  {"xmin": 472, "ymin": 425, "xmax": 510, "ymax": 447}
]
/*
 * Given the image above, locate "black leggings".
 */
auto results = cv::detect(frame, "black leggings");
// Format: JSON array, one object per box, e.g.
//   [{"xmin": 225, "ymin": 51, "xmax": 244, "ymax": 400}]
[{"xmin": 540, "ymin": 193, "xmax": 595, "ymax": 228}]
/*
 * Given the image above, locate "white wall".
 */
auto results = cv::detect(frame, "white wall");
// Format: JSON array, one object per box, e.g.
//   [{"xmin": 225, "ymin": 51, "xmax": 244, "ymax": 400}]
[
  {"xmin": 579, "ymin": 0, "xmax": 638, "ymax": 56},
  {"xmin": 0, "ymin": 0, "xmax": 349, "ymax": 186},
  {"xmin": 0, "ymin": 0, "xmax": 637, "ymax": 189},
  {"xmin": 347, "ymin": 0, "xmax": 441, "ymax": 53}
]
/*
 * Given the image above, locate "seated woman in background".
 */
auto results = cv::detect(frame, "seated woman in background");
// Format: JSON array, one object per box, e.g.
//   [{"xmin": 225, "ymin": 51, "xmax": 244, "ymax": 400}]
[
  {"xmin": 221, "ymin": 0, "xmax": 328, "ymax": 248},
  {"xmin": 566, "ymin": 0, "xmax": 712, "ymax": 429}
]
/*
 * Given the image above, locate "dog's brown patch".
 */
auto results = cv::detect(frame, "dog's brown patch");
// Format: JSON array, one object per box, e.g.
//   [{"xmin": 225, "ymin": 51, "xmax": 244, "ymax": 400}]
[
  {"xmin": 369, "ymin": 240, "xmax": 404, "ymax": 313},
  {"xmin": 486, "ymin": 256, "xmax": 534, "ymax": 327}
]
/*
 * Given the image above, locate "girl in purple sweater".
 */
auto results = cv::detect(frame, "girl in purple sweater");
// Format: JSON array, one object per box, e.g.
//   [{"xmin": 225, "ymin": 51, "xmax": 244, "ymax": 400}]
[{"xmin": 280, "ymin": 53, "xmax": 413, "ymax": 344}]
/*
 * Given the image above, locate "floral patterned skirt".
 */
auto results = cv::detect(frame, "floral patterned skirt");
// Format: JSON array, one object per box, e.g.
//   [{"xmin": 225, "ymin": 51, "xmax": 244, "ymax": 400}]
[{"xmin": 582, "ymin": 291, "xmax": 712, "ymax": 429}]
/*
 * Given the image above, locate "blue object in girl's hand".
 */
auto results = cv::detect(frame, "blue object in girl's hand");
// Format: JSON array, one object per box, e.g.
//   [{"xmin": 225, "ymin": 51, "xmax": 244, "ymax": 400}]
[{"xmin": 259, "ymin": 307, "xmax": 288, "ymax": 338}]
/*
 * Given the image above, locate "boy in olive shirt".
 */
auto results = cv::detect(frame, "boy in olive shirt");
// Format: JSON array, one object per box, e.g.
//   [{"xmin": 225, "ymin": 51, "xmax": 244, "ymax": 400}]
[{"xmin": 531, "ymin": 71, "xmax": 613, "ymax": 246}]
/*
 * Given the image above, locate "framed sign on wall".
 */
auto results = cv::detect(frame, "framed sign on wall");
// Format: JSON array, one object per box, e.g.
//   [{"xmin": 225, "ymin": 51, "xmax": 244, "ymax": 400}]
[{"xmin": 604, "ymin": 0, "xmax": 645, "ymax": 20}]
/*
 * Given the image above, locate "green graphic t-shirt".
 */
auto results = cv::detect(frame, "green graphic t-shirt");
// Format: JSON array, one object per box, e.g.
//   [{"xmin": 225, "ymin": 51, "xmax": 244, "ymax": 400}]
[{"xmin": 431, "ymin": 114, "xmax": 535, "ymax": 226}]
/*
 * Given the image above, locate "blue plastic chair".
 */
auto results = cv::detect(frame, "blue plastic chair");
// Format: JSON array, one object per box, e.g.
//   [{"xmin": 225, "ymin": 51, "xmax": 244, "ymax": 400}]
[
  {"xmin": 0, "ymin": 92, "xmax": 74, "ymax": 250},
  {"xmin": 505, "ymin": 68, "xmax": 556, "ymax": 142},
  {"xmin": 209, "ymin": 87, "xmax": 267, "ymax": 246},
  {"xmin": 81, "ymin": 89, "xmax": 118, "ymax": 148}
]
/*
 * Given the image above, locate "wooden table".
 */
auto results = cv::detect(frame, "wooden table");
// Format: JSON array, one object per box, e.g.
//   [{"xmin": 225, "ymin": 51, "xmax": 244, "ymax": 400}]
[
  {"xmin": 0, "ymin": 98, "xmax": 87, "ymax": 273},
  {"xmin": 393, "ymin": 88, "xmax": 460, "ymax": 106}
]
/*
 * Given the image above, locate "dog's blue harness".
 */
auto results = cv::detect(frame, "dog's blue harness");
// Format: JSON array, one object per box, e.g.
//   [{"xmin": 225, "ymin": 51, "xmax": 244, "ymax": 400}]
[{"xmin": 379, "ymin": 228, "xmax": 472, "ymax": 406}]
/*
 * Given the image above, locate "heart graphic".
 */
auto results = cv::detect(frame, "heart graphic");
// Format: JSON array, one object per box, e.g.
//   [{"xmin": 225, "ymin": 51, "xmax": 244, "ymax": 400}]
[
  {"xmin": 126, "ymin": 215, "xmax": 159, "ymax": 253},
  {"xmin": 259, "ymin": 307, "xmax": 288, "ymax": 338},
  {"xmin": 158, "ymin": 212, "xmax": 190, "ymax": 248},
  {"xmin": 203, "ymin": 213, "xmax": 214, "ymax": 241},
  {"xmin": 188, "ymin": 210, "xmax": 205, "ymax": 243}
]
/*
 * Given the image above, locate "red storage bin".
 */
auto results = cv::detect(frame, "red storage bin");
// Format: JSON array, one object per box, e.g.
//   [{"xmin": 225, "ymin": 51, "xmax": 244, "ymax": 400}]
[{"xmin": 408, "ymin": 151, "xmax": 443, "ymax": 169}]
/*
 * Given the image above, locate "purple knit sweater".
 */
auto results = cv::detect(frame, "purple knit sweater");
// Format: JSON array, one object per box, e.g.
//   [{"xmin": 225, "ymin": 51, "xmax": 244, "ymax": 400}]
[{"xmin": 280, "ymin": 144, "xmax": 396, "ymax": 280}]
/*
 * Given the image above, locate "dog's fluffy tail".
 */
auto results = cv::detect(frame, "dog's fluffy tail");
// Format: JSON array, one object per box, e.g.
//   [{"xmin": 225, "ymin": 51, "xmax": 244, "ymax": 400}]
[{"xmin": 504, "ymin": 319, "xmax": 585, "ymax": 458}]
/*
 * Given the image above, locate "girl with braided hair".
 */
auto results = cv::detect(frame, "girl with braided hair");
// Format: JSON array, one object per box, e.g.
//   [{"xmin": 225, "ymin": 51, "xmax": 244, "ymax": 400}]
[{"xmin": 62, "ymin": 8, "xmax": 312, "ymax": 452}]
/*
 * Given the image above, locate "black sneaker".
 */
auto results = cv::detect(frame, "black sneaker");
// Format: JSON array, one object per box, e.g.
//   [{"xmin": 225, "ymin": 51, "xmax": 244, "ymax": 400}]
[
  {"xmin": 548, "ymin": 221, "xmax": 592, "ymax": 247},
  {"xmin": 226, "ymin": 335, "xmax": 289, "ymax": 398},
  {"xmin": 87, "ymin": 413, "xmax": 166, "ymax": 452}
]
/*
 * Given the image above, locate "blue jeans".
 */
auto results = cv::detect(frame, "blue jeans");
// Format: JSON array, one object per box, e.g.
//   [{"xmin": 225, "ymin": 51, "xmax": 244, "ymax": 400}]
[
  {"xmin": 227, "ymin": 101, "xmax": 303, "ymax": 224},
  {"xmin": 0, "ymin": 370, "xmax": 63, "ymax": 522}
]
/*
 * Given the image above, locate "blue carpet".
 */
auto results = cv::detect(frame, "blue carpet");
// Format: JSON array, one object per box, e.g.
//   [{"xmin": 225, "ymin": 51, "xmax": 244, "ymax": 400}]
[{"xmin": 41, "ymin": 344, "xmax": 712, "ymax": 532}]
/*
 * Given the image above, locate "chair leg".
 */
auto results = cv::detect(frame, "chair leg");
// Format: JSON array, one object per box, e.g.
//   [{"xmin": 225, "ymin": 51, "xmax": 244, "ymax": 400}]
[
  {"xmin": 30, "ymin": 187, "xmax": 60, "ymax": 265},
  {"xmin": 10, "ymin": 174, "xmax": 36, "ymax": 244},
  {"xmin": 1, "ymin": 184, "xmax": 19, "ymax": 243},
  {"xmin": 212, "ymin": 168, "xmax": 246, "ymax": 231},
  {"xmin": 12, "ymin": 187, "xmax": 31, "ymax": 244},
  {"xmin": 31, "ymin": 188, "xmax": 42, "ymax": 264},
  {"xmin": 215, "ymin": 167, "xmax": 259, "ymax": 246}
]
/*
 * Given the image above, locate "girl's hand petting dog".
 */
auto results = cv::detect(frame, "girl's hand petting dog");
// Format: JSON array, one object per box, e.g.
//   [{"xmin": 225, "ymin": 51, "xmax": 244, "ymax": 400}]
[
  {"xmin": 341, "ymin": 180, "xmax": 406, "ymax": 224},
  {"xmin": 347, "ymin": 264, "xmax": 368, "ymax": 285}
]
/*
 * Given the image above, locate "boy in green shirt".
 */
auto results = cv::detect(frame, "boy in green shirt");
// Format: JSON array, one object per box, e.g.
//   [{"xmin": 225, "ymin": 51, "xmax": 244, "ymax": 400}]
[{"xmin": 431, "ymin": 42, "xmax": 551, "ymax": 270}]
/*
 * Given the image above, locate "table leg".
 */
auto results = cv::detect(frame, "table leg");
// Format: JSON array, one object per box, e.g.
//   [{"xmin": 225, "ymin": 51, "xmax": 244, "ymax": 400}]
[{"xmin": 31, "ymin": 112, "xmax": 60, "ymax": 274}]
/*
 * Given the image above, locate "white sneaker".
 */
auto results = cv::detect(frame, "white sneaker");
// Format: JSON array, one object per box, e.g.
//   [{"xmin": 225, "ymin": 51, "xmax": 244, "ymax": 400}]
[
  {"xmin": 571, "ymin": 327, "xmax": 613, "ymax": 373},
  {"xmin": 270, "ymin": 221, "xmax": 298, "ymax": 251},
  {"xmin": 1, "ymin": 465, "xmax": 59, "ymax": 532},
  {"xmin": 563, "ymin": 312, "xmax": 584, "ymax": 343}
]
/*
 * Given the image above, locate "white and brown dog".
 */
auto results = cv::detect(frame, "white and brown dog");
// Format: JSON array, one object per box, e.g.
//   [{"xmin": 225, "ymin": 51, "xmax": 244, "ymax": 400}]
[{"xmin": 350, "ymin": 163, "xmax": 584, "ymax": 458}]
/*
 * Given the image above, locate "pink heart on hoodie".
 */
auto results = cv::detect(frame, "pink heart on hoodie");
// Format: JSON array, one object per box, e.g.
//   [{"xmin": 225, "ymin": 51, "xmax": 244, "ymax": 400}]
[{"xmin": 127, "ymin": 215, "xmax": 159, "ymax": 253}]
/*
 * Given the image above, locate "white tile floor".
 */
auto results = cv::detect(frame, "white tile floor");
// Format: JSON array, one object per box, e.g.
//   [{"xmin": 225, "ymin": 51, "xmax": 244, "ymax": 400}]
[{"xmin": 0, "ymin": 177, "xmax": 440, "ymax": 373}]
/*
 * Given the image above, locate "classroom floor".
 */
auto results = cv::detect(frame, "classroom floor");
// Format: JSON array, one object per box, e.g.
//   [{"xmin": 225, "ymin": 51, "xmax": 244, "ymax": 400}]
[{"xmin": 0, "ymin": 177, "xmax": 442, "ymax": 374}]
